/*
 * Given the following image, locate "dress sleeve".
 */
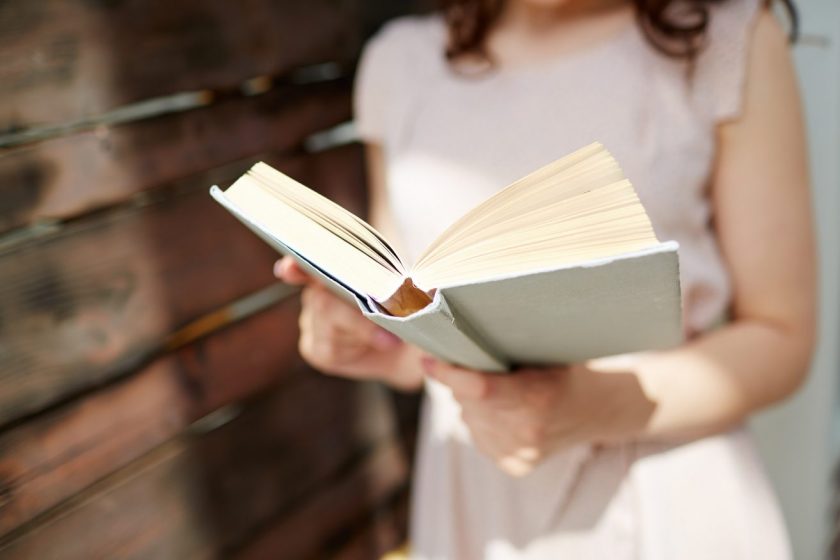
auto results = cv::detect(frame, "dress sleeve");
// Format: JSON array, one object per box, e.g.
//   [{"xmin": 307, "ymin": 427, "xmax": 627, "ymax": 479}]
[
  {"xmin": 693, "ymin": 0, "xmax": 765, "ymax": 123},
  {"xmin": 353, "ymin": 23, "xmax": 403, "ymax": 143}
]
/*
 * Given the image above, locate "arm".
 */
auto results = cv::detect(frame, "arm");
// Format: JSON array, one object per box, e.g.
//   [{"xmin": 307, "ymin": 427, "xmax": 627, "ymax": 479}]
[
  {"xmin": 632, "ymin": 9, "xmax": 815, "ymax": 440},
  {"xmin": 426, "ymin": 10, "xmax": 816, "ymax": 474}
]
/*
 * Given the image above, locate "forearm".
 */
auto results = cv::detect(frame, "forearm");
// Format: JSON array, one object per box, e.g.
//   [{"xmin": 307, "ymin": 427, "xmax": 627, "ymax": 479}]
[{"xmin": 631, "ymin": 318, "xmax": 814, "ymax": 442}]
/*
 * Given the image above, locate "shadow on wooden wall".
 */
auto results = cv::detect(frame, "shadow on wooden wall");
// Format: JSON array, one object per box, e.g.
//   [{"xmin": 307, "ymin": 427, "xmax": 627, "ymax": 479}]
[{"xmin": 0, "ymin": 1, "xmax": 425, "ymax": 557}]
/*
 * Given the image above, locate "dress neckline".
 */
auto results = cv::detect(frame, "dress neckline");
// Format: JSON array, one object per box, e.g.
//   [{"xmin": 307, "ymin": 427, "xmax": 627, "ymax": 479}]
[{"xmin": 438, "ymin": 8, "xmax": 639, "ymax": 81}]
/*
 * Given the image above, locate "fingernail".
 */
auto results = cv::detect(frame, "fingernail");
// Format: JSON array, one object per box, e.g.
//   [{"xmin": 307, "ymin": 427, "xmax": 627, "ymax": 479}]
[
  {"xmin": 421, "ymin": 355, "xmax": 437, "ymax": 374},
  {"xmin": 273, "ymin": 260, "xmax": 284, "ymax": 279},
  {"xmin": 372, "ymin": 329, "xmax": 401, "ymax": 350}
]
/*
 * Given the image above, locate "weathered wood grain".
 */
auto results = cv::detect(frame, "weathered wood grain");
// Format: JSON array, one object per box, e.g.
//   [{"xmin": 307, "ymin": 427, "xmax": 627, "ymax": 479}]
[
  {"xmin": 236, "ymin": 439, "xmax": 409, "ymax": 560},
  {"xmin": 0, "ymin": 2, "xmax": 421, "ymax": 557},
  {"xmin": 0, "ymin": 81, "xmax": 352, "ymax": 233},
  {"xmin": 0, "ymin": 0, "xmax": 362, "ymax": 130},
  {"xmin": 329, "ymin": 489, "xmax": 410, "ymax": 560},
  {"xmin": 202, "ymin": 381, "xmax": 401, "ymax": 557},
  {"xmin": 0, "ymin": 142, "xmax": 366, "ymax": 426},
  {"xmin": 0, "ymin": 296, "xmax": 300, "ymax": 537},
  {"xmin": 0, "ymin": 188, "xmax": 274, "ymax": 426},
  {"xmin": 0, "ymin": 376, "xmax": 404, "ymax": 559}
]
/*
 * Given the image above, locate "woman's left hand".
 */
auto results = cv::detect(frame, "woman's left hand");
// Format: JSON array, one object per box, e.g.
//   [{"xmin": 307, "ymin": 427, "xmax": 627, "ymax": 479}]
[{"xmin": 421, "ymin": 356, "xmax": 657, "ymax": 477}]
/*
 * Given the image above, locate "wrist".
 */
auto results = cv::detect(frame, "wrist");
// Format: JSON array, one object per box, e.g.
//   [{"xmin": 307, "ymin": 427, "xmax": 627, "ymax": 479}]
[
  {"xmin": 574, "ymin": 357, "xmax": 659, "ymax": 446},
  {"xmin": 602, "ymin": 376, "xmax": 656, "ymax": 445},
  {"xmin": 626, "ymin": 351, "xmax": 746, "ymax": 443}
]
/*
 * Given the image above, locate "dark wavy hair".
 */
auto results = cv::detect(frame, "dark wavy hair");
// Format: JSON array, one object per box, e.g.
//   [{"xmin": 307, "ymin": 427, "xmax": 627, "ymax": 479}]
[{"xmin": 440, "ymin": 0, "xmax": 798, "ymax": 63}]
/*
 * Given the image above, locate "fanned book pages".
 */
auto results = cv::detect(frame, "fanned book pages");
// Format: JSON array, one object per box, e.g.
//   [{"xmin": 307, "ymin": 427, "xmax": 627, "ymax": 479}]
[{"xmin": 210, "ymin": 142, "xmax": 682, "ymax": 371}]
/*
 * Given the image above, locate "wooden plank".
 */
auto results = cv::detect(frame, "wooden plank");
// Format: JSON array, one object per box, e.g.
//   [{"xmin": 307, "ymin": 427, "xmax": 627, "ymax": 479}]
[
  {"xmin": 0, "ymin": 143, "xmax": 366, "ymax": 425},
  {"xmin": 236, "ymin": 441, "xmax": 409, "ymax": 560},
  {"xmin": 0, "ymin": 81, "xmax": 352, "ymax": 233},
  {"xmin": 289, "ymin": 141, "xmax": 369, "ymax": 217},
  {"xmin": 0, "ymin": 377, "xmax": 404, "ymax": 559},
  {"xmin": 0, "ymin": 187, "xmax": 274, "ymax": 425},
  {"xmin": 329, "ymin": 490, "xmax": 410, "ymax": 560},
  {"xmin": 0, "ymin": 0, "xmax": 363, "ymax": 129},
  {"xmin": 390, "ymin": 390, "xmax": 423, "ymax": 468},
  {"xmin": 198, "ymin": 381, "xmax": 401, "ymax": 556},
  {"xmin": 0, "ymin": 296, "xmax": 300, "ymax": 537}
]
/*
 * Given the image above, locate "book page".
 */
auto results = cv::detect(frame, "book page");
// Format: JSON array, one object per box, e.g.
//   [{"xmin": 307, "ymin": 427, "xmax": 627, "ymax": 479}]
[
  {"xmin": 217, "ymin": 143, "xmax": 660, "ymax": 311},
  {"xmin": 223, "ymin": 169, "xmax": 406, "ymax": 302},
  {"xmin": 410, "ymin": 143, "xmax": 660, "ymax": 291}
]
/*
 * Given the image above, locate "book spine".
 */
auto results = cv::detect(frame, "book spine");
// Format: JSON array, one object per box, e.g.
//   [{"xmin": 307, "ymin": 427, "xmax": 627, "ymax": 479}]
[{"xmin": 361, "ymin": 292, "xmax": 508, "ymax": 372}]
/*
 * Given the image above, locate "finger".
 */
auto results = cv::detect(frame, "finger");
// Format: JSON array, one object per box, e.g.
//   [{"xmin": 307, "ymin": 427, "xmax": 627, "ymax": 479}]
[
  {"xmin": 462, "ymin": 409, "xmax": 537, "ymax": 477},
  {"xmin": 304, "ymin": 285, "xmax": 401, "ymax": 351},
  {"xmin": 309, "ymin": 333, "xmax": 368, "ymax": 365},
  {"xmin": 303, "ymin": 326, "xmax": 404, "ymax": 381},
  {"xmin": 461, "ymin": 404, "xmax": 520, "ymax": 453},
  {"xmin": 462, "ymin": 402, "xmax": 538, "ymax": 458},
  {"xmin": 498, "ymin": 455, "xmax": 535, "ymax": 477},
  {"xmin": 299, "ymin": 319, "xmax": 370, "ymax": 372},
  {"xmin": 482, "ymin": 366, "xmax": 569, "ymax": 409},
  {"xmin": 330, "ymin": 328, "xmax": 399, "ymax": 353},
  {"xmin": 299, "ymin": 304, "xmax": 370, "ymax": 367},
  {"xmin": 464, "ymin": 416, "xmax": 512, "ymax": 461},
  {"xmin": 312, "ymin": 286, "xmax": 401, "ymax": 350},
  {"xmin": 422, "ymin": 357, "xmax": 493, "ymax": 401},
  {"xmin": 274, "ymin": 256, "xmax": 312, "ymax": 285},
  {"xmin": 586, "ymin": 352, "xmax": 646, "ymax": 373},
  {"xmin": 424, "ymin": 358, "xmax": 534, "ymax": 407}
]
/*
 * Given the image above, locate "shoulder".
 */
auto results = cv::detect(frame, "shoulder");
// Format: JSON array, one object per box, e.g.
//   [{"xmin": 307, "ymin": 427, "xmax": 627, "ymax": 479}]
[
  {"xmin": 353, "ymin": 14, "xmax": 446, "ymax": 143},
  {"xmin": 698, "ymin": 0, "xmax": 766, "ymax": 68},
  {"xmin": 700, "ymin": 0, "xmax": 791, "ymax": 64},
  {"xmin": 749, "ymin": 6, "xmax": 791, "ymax": 55},
  {"xmin": 694, "ymin": 0, "xmax": 782, "ymax": 122},
  {"xmin": 361, "ymin": 13, "xmax": 447, "ymax": 67}
]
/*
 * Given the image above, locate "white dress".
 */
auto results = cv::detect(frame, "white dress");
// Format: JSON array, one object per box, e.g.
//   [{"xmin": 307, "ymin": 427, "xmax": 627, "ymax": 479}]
[{"xmin": 354, "ymin": 1, "xmax": 792, "ymax": 558}]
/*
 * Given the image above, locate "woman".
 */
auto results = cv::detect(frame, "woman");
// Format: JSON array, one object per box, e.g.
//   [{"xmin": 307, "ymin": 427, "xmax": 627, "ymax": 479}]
[{"xmin": 276, "ymin": 0, "xmax": 815, "ymax": 557}]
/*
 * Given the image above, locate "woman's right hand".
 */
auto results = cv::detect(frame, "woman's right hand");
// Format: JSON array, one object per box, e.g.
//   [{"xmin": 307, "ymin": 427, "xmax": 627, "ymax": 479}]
[{"xmin": 274, "ymin": 256, "xmax": 425, "ymax": 391}]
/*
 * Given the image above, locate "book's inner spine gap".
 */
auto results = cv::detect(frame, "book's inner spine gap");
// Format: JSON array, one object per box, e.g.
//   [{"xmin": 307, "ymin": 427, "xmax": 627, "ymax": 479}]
[{"xmin": 376, "ymin": 277, "xmax": 433, "ymax": 317}]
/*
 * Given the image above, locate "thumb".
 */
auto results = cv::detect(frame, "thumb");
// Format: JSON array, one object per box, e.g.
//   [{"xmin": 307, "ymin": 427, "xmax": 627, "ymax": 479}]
[
  {"xmin": 422, "ymin": 356, "xmax": 492, "ymax": 401},
  {"xmin": 274, "ymin": 256, "xmax": 312, "ymax": 285}
]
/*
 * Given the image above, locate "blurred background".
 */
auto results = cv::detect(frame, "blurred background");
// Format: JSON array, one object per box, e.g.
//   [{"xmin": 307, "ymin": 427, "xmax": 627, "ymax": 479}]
[{"xmin": 0, "ymin": 0, "xmax": 836, "ymax": 559}]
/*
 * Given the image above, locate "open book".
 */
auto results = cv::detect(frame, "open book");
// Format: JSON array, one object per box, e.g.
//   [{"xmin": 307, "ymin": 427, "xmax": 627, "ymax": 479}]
[{"xmin": 211, "ymin": 142, "xmax": 682, "ymax": 371}]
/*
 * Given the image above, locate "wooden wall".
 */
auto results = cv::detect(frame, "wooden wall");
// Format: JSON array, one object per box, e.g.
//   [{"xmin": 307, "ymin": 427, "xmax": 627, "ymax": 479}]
[{"xmin": 0, "ymin": 1, "xmax": 422, "ymax": 557}]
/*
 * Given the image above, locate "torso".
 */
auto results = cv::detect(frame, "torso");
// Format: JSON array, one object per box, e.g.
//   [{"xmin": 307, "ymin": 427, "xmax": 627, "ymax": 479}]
[{"xmin": 358, "ymin": 3, "xmax": 791, "ymax": 557}]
